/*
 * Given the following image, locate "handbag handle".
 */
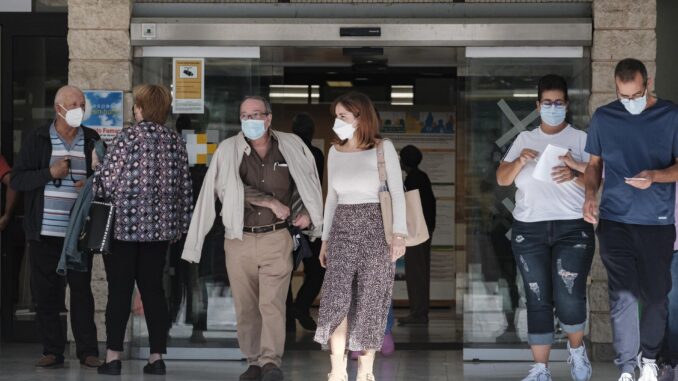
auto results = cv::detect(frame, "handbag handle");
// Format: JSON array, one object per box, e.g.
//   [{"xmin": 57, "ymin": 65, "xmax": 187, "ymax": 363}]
[
  {"xmin": 376, "ymin": 139, "xmax": 407, "ymax": 192},
  {"xmin": 376, "ymin": 139, "xmax": 389, "ymax": 192}
]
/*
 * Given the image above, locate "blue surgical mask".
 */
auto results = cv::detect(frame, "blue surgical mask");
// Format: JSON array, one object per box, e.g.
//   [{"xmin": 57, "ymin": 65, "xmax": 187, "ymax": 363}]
[
  {"xmin": 241, "ymin": 119, "xmax": 266, "ymax": 140},
  {"xmin": 620, "ymin": 91, "xmax": 647, "ymax": 115},
  {"xmin": 540, "ymin": 105, "xmax": 567, "ymax": 127}
]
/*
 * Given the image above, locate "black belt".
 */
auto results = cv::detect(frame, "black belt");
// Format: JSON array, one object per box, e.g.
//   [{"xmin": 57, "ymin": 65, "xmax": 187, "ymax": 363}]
[{"xmin": 243, "ymin": 222, "xmax": 289, "ymax": 234}]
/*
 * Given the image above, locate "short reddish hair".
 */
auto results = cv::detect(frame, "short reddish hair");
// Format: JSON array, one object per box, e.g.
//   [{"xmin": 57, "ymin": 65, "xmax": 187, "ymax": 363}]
[
  {"xmin": 133, "ymin": 84, "xmax": 172, "ymax": 125},
  {"xmin": 330, "ymin": 92, "xmax": 381, "ymax": 149}
]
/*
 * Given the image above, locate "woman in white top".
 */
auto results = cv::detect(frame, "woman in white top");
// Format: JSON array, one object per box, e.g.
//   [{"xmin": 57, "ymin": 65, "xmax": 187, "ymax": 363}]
[
  {"xmin": 314, "ymin": 92, "xmax": 407, "ymax": 381},
  {"xmin": 497, "ymin": 75, "xmax": 595, "ymax": 381}
]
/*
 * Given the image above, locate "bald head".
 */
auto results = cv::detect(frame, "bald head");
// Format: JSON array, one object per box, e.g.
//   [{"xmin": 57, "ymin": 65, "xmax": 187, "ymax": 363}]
[
  {"xmin": 54, "ymin": 85, "xmax": 85, "ymax": 110},
  {"xmin": 53, "ymin": 85, "xmax": 86, "ymax": 129}
]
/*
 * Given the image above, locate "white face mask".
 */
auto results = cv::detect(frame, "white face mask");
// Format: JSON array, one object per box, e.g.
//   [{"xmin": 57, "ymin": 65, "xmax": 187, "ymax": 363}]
[
  {"xmin": 58, "ymin": 104, "xmax": 84, "ymax": 128},
  {"xmin": 620, "ymin": 91, "xmax": 647, "ymax": 115},
  {"xmin": 332, "ymin": 118, "xmax": 356, "ymax": 140}
]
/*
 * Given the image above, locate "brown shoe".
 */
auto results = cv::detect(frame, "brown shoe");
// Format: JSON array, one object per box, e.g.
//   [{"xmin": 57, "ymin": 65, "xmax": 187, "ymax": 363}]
[
  {"xmin": 35, "ymin": 354, "xmax": 64, "ymax": 368},
  {"xmin": 239, "ymin": 365, "xmax": 262, "ymax": 381},
  {"xmin": 80, "ymin": 355, "xmax": 102, "ymax": 368},
  {"xmin": 261, "ymin": 363, "xmax": 284, "ymax": 381}
]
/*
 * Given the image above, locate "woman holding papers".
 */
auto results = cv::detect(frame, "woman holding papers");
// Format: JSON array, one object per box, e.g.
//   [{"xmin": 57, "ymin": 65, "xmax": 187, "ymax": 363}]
[{"xmin": 496, "ymin": 74, "xmax": 595, "ymax": 381}]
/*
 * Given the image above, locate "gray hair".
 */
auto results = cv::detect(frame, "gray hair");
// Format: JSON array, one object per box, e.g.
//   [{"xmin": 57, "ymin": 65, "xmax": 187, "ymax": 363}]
[
  {"xmin": 54, "ymin": 85, "xmax": 84, "ymax": 106},
  {"xmin": 240, "ymin": 95, "xmax": 272, "ymax": 114}
]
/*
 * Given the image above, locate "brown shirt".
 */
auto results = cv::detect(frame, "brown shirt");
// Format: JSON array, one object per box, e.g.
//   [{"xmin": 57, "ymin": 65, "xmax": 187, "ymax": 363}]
[{"xmin": 240, "ymin": 136, "xmax": 298, "ymax": 227}]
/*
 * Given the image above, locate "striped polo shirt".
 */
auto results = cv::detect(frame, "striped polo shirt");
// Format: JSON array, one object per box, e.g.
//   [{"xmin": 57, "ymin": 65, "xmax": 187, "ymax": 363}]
[{"xmin": 41, "ymin": 124, "xmax": 87, "ymax": 237}]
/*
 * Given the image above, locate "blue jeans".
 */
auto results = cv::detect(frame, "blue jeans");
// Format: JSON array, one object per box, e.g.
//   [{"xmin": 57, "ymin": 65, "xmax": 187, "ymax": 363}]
[
  {"xmin": 668, "ymin": 251, "xmax": 678, "ymax": 360},
  {"xmin": 512, "ymin": 219, "xmax": 595, "ymax": 345}
]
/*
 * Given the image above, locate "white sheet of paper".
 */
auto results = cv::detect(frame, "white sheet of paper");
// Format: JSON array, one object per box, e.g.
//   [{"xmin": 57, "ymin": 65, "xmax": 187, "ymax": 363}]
[{"xmin": 532, "ymin": 144, "xmax": 569, "ymax": 183}]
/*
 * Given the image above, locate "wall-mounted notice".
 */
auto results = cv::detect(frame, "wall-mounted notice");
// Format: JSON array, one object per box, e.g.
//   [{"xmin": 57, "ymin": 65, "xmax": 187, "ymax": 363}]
[
  {"xmin": 173, "ymin": 58, "xmax": 205, "ymax": 114},
  {"xmin": 83, "ymin": 90, "xmax": 124, "ymax": 144}
]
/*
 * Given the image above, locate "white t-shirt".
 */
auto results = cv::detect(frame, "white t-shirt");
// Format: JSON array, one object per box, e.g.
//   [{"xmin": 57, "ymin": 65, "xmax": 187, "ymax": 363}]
[{"xmin": 503, "ymin": 125, "xmax": 589, "ymax": 222}]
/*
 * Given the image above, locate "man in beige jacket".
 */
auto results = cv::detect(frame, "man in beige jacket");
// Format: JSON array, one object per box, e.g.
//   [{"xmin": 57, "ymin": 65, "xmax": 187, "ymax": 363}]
[{"xmin": 182, "ymin": 96, "xmax": 323, "ymax": 381}]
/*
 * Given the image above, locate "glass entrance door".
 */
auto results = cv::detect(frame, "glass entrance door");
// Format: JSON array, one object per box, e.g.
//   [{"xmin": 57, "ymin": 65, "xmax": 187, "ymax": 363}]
[
  {"xmin": 460, "ymin": 54, "xmax": 591, "ymax": 362},
  {"xmin": 132, "ymin": 55, "xmax": 260, "ymax": 359},
  {"xmin": 132, "ymin": 46, "xmax": 463, "ymax": 357},
  {"xmin": 0, "ymin": 18, "xmax": 69, "ymax": 342},
  {"xmin": 132, "ymin": 46, "xmax": 592, "ymax": 360}
]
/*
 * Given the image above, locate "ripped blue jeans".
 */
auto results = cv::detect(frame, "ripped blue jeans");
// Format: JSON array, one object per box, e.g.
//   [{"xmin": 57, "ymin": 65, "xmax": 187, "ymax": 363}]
[{"xmin": 512, "ymin": 219, "xmax": 595, "ymax": 345}]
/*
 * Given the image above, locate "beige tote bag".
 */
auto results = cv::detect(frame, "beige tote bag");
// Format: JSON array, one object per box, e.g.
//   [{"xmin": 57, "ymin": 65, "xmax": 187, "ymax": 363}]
[{"xmin": 376, "ymin": 140, "xmax": 430, "ymax": 247}]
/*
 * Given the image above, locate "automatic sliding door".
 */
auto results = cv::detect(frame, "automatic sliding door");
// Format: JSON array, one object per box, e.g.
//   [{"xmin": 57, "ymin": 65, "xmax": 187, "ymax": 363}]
[
  {"xmin": 460, "ymin": 54, "xmax": 591, "ymax": 361},
  {"xmin": 132, "ymin": 54, "xmax": 260, "ymax": 359}
]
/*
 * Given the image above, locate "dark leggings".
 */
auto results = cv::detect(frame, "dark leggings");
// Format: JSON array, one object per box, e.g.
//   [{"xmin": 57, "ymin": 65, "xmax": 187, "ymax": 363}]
[{"xmin": 103, "ymin": 240, "xmax": 170, "ymax": 354}]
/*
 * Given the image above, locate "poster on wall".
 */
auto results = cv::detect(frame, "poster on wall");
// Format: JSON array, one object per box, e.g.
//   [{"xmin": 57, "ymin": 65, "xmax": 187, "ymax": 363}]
[
  {"xmin": 83, "ymin": 90, "xmax": 124, "ymax": 144},
  {"xmin": 380, "ymin": 112, "xmax": 407, "ymax": 134},
  {"xmin": 173, "ymin": 58, "xmax": 205, "ymax": 114},
  {"xmin": 433, "ymin": 199, "xmax": 455, "ymax": 246},
  {"xmin": 380, "ymin": 112, "xmax": 455, "ymax": 135},
  {"xmin": 418, "ymin": 112, "xmax": 455, "ymax": 134},
  {"xmin": 382, "ymin": 133, "xmax": 456, "ymax": 246},
  {"xmin": 382, "ymin": 129, "xmax": 456, "ymax": 303}
]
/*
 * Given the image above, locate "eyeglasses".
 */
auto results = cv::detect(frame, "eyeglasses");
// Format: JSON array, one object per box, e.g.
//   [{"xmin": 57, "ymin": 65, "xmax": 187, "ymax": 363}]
[
  {"xmin": 618, "ymin": 89, "xmax": 647, "ymax": 102},
  {"xmin": 540, "ymin": 100, "xmax": 567, "ymax": 109},
  {"xmin": 53, "ymin": 165, "xmax": 78, "ymax": 188},
  {"xmin": 240, "ymin": 112, "xmax": 270, "ymax": 120}
]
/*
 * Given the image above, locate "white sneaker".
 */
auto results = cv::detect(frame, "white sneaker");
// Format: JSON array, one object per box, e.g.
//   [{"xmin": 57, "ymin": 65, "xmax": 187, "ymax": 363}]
[
  {"xmin": 521, "ymin": 363, "xmax": 552, "ymax": 381},
  {"xmin": 356, "ymin": 374, "xmax": 375, "ymax": 381},
  {"xmin": 618, "ymin": 372, "xmax": 635, "ymax": 381},
  {"xmin": 327, "ymin": 373, "xmax": 348, "ymax": 381},
  {"xmin": 567, "ymin": 342, "xmax": 592, "ymax": 381},
  {"xmin": 638, "ymin": 355, "xmax": 659, "ymax": 381}
]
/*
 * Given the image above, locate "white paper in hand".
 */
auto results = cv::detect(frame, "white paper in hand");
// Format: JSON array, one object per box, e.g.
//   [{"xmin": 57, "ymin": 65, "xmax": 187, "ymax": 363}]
[{"xmin": 532, "ymin": 144, "xmax": 569, "ymax": 183}]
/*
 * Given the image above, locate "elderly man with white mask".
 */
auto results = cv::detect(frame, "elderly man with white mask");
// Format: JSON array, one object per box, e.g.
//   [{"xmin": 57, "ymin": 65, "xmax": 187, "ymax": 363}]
[{"xmin": 12, "ymin": 85, "xmax": 102, "ymax": 369}]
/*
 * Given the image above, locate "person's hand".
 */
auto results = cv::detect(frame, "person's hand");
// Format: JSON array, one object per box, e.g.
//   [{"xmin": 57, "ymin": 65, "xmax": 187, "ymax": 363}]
[
  {"xmin": 559, "ymin": 151, "xmax": 579, "ymax": 171},
  {"xmin": 551, "ymin": 166, "xmax": 575, "ymax": 183},
  {"xmin": 390, "ymin": 236, "xmax": 406, "ymax": 262},
  {"xmin": 74, "ymin": 179, "xmax": 86, "ymax": 191},
  {"xmin": 91, "ymin": 148, "xmax": 100, "ymax": 170},
  {"xmin": 583, "ymin": 196, "xmax": 599, "ymax": 224},
  {"xmin": 267, "ymin": 199, "xmax": 291, "ymax": 221},
  {"xmin": 50, "ymin": 158, "xmax": 69, "ymax": 179},
  {"xmin": 319, "ymin": 241, "xmax": 328, "ymax": 268},
  {"xmin": 625, "ymin": 170, "xmax": 654, "ymax": 190},
  {"xmin": 0, "ymin": 214, "xmax": 9, "ymax": 232},
  {"xmin": 292, "ymin": 213, "xmax": 311, "ymax": 229},
  {"xmin": 518, "ymin": 149, "xmax": 539, "ymax": 165}
]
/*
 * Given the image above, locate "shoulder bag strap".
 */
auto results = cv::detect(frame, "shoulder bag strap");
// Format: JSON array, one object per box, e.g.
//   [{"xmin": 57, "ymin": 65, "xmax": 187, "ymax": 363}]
[{"xmin": 376, "ymin": 139, "xmax": 389, "ymax": 192}]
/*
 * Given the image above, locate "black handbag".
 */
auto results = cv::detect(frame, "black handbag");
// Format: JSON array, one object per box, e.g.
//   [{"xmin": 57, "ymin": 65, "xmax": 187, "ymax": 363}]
[
  {"xmin": 289, "ymin": 226, "xmax": 313, "ymax": 271},
  {"xmin": 79, "ymin": 200, "xmax": 116, "ymax": 255}
]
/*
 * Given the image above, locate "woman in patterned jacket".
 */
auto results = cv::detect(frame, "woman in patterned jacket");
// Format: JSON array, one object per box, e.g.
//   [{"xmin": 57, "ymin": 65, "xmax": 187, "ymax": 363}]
[{"xmin": 94, "ymin": 84, "xmax": 193, "ymax": 376}]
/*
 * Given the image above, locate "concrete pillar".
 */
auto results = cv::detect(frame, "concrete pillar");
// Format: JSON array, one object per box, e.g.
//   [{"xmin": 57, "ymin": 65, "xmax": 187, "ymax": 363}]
[
  {"xmin": 589, "ymin": 0, "xmax": 657, "ymax": 361},
  {"xmin": 66, "ymin": 0, "xmax": 134, "ymax": 356}
]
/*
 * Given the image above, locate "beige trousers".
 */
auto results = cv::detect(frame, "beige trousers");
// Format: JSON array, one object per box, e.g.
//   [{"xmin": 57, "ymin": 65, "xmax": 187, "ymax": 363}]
[{"xmin": 224, "ymin": 229, "xmax": 293, "ymax": 367}]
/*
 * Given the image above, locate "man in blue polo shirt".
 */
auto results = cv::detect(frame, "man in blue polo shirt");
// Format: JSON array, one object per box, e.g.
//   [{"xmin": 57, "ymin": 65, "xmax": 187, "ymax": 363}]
[{"xmin": 584, "ymin": 58, "xmax": 678, "ymax": 381}]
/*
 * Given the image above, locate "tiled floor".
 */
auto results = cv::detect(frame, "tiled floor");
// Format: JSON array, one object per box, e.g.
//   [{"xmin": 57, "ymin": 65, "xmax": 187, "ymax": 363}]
[{"xmin": 0, "ymin": 343, "xmax": 623, "ymax": 381}]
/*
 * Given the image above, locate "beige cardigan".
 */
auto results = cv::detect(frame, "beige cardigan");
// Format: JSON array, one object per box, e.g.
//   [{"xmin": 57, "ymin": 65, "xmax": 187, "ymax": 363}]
[{"xmin": 181, "ymin": 130, "xmax": 323, "ymax": 264}]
